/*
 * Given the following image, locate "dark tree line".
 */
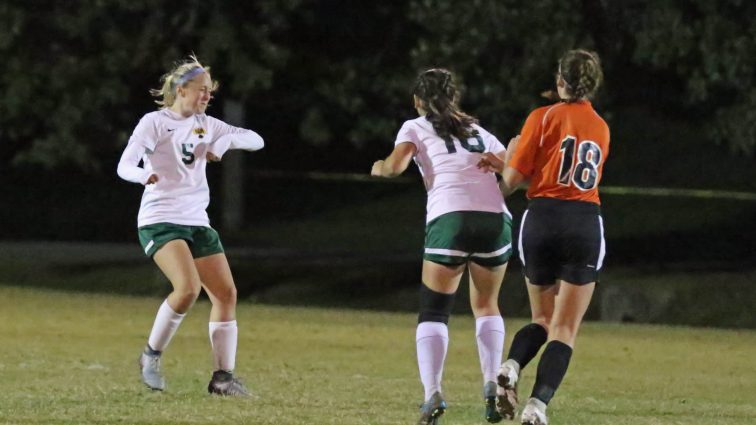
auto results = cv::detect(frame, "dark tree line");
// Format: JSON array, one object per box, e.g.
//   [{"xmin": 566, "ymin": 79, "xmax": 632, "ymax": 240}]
[{"xmin": 1, "ymin": 0, "xmax": 754, "ymax": 177}]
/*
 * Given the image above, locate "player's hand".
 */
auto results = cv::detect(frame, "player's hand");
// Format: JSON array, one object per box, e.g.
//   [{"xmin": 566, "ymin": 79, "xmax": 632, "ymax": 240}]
[
  {"xmin": 477, "ymin": 152, "xmax": 504, "ymax": 174},
  {"xmin": 371, "ymin": 160, "xmax": 385, "ymax": 177},
  {"xmin": 145, "ymin": 174, "xmax": 159, "ymax": 185},
  {"xmin": 206, "ymin": 152, "xmax": 221, "ymax": 162}
]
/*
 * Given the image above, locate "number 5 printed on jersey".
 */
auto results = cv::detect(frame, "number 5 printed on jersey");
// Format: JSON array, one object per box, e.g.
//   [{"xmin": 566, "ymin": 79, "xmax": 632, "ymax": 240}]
[
  {"xmin": 181, "ymin": 143, "xmax": 195, "ymax": 165},
  {"xmin": 557, "ymin": 136, "xmax": 603, "ymax": 190}
]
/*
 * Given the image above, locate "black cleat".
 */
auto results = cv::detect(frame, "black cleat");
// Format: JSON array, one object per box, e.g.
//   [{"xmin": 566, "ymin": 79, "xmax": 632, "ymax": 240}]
[
  {"xmin": 484, "ymin": 381, "xmax": 503, "ymax": 423},
  {"xmin": 417, "ymin": 391, "xmax": 447, "ymax": 425},
  {"xmin": 207, "ymin": 370, "xmax": 250, "ymax": 397}
]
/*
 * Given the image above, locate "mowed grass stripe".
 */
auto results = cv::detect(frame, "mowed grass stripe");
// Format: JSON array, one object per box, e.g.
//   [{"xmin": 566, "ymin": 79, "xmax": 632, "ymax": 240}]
[{"xmin": 0, "ymin": 286, "xmax": 754, "ymax": 425}]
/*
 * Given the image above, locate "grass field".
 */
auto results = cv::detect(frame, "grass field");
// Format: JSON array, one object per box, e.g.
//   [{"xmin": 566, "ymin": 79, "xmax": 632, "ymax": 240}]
[{"xmin": 0, "ymin": 286, "xmax": 754, "ymax": 425}]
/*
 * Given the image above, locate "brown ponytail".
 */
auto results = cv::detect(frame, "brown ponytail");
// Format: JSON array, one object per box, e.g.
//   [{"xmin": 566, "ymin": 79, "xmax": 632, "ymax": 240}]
[{"xmin": 413, "ymin": 69, "xmax": 478, "ymax": 142}]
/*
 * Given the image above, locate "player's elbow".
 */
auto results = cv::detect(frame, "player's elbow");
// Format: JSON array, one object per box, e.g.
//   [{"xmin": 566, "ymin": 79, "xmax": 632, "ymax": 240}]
[
  {"xmin": 245, "ymin": 130, "xmax": 264, "ymax": 151},
  {"xmin": 116, "ymin": 163, "xmax": 128, "ymax": 181}
]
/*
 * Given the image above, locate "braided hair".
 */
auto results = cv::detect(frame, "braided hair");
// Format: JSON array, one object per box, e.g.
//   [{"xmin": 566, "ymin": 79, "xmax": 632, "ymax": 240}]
[
  {"xmin": 413, "ymin": 69, "xmax": 478, "ymax": 143},
  {"xmin": 558, "ymin": 50, "xmax": 603, "ymax": 102}
]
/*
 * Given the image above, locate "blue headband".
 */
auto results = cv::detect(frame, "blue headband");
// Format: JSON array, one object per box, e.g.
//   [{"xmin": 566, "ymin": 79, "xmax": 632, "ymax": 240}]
[{"xmin": 174, "ymin": 66, "xmax": 205, "ymax": 87}]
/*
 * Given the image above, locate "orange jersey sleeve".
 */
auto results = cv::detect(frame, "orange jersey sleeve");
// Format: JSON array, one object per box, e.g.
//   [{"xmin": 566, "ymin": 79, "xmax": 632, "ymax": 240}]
[
  {"xmin": 508, "ymin": 101, "xmax": 610, "ymax": 204},
  {"xmin": 509, "ymin": 105, "xmax": 550, "ymax": 178}
]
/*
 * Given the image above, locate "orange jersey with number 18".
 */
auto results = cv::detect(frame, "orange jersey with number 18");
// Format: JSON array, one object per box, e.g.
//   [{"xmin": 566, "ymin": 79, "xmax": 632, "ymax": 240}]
[{"xmin": 508, "ymin": 100, "xmax": 610, "ymax": 205}]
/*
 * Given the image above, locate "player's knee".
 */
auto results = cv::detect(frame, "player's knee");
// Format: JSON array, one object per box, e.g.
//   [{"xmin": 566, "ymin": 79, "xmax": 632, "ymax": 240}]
[
  {"xmin": 418, "ymin": 284, "xmax": 456, "ymax": 324},
  {"xmin": 470, "ymin": 297, "xmax": 499, "ymax": 317},
  {"xmin": 215, "ymin": 285, "xmax": 237, "ymax": 307},
  {"xmin": 173, "ymin": 281, "xmax": 201, "ymax": 304},
  {"xmin": 175, "ymin": 292, "xmax": 199, "ymax": 307},
  {"xmin": 549, "ymin": 320, "xmax": 580, "ymax": 341},
  {"xmin": 531, "ymin": 313, "xmax": 551, "ymax": 332},
  {"xmin": 531, "ymin": 319, "xmax": 550, "ymax": 334}
]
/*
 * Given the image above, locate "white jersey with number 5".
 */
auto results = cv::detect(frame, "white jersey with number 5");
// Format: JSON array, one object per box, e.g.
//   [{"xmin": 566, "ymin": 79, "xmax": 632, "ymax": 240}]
[
  {"xmin": 394, "ymin": 116, "xmax": 510, "ymax": 223},
  {"xmin": 117, "ymin": 109, "xmax": 264, "ymax": 227}
]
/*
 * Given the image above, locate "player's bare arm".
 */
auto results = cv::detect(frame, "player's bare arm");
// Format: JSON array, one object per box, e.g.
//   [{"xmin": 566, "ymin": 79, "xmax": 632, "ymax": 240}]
[
  {"xmin": 501, "ymin": 167, "xmax": 527, "ymax": 197},
  {"xmin": 504, "ymin": 135, "xmax": 520, "ymax": 164},
  {"xmin": 371, "ymin": 141, "xmax": 416, "ymax": 177}
]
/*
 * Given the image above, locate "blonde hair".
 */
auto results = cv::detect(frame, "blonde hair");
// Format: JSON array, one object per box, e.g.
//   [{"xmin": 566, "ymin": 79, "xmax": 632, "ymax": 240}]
[{"xmin": 149, "ymin": 55, "xmax": 219, "ymax": 108}]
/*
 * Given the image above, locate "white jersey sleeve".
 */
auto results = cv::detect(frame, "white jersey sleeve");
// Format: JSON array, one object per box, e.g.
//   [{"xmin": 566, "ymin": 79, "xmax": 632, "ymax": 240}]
[
  {"xmin": 117, "ymin": 140, "xmax": 152, "ymax": 184},
  {"xmin": 206, "ymin": 116, "xmax": 264, "ymax": 159},
  {"xmin": 117, "ymin": 114, "xmax": 159, "ymax": 185},
  {"xmin": 394, "ymin": 120, "xmax": 421, "ymax": 149}
]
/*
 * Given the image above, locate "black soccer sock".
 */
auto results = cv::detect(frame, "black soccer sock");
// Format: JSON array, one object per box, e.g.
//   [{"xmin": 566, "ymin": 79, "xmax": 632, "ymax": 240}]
[
  {"xmin": 530, "ymin": 340, "xmax": 573, "ymax": 405},
  {"xmin": 212, "ymin": 370, "xmax": 234, "ymax": 381},
  {"xmin": 506, "ymin": 323, "xmax": 548, "ymax": 370}
]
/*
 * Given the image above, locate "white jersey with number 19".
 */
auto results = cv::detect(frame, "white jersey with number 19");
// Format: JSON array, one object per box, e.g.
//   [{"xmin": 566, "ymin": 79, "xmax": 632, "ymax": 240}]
[
  {"xmin": 117, "ymin": 109, "xmax": 264, "ymax": 227},
  {"xmin": 394, "ymin": 116, "xmax": 510, "ymax": 223}
]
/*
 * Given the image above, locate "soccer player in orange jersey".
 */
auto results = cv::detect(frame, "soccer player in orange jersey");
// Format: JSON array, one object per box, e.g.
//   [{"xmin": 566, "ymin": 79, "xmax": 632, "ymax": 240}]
[{"xmin": 478, "ymin": 49, "xmax": 608, "ymax": 425}]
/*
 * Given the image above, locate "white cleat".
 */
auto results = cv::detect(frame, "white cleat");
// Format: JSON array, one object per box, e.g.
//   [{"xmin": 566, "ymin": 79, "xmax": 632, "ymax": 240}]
[
  {"xmin": 520, "ymin": 397, "xmax": 548, "ymax": 425},
  {"xmin": 496, "ymin": 359, "xmax": 519, "ymax": 420},
  {"xmin": 138, "ymin": 350, "xmax": 165, "ymax": 391}
]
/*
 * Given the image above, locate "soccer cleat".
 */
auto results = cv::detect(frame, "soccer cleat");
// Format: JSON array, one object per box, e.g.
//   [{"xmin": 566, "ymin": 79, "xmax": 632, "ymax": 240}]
[
  {"xmin": 417, "ymin": 391, "xmax": 447, "ymax": 425},
  {"xmin": 483, "ymin": 381, "xmax": 503, "ymax": 423},
  {"xmin": 207, "ymin": 370, "xmax": 250, "ymax": 396},
  {"xmin": 138, "ymin": 349, "xmax": 165, "ymax": 391},
  {"xmin": 520, "ymin": 398, "xmax": 548, "ymax": 425},
  {"xmin": 496, "ymin": 360, "xmax": 519, "ymax": 420}
]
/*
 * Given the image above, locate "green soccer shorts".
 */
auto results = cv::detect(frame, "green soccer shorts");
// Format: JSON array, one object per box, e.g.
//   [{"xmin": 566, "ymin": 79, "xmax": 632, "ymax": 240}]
[
  {"xmin": 424, "ymin": 211, "xmax": 512, "ymax": 267},
  {"xmin": 137, "ymin": 223, "xmax": 224, "ymax": 258}
]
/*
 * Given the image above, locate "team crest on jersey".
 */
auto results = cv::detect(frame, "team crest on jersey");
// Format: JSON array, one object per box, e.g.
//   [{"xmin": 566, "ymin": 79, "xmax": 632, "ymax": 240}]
[{"xmin": 193, "ymin": 128, "xmax": 206, "ymax": 138}]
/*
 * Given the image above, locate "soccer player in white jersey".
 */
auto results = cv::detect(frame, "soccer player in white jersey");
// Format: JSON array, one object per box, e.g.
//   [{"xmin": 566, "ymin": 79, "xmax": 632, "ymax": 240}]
[
  {"xmin": 371, "ymin": 69, "xmax": 513, "ymax": 424},
  {"xmin": 117, "ymin": 55, "xmax": 263, "ymax": 396}
]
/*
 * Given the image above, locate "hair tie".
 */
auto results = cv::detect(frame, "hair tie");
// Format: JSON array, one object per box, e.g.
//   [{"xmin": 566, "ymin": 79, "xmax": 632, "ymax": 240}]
[{"xmin": 174, "ymin": 65, "xmax": 205, "ymax": 87}]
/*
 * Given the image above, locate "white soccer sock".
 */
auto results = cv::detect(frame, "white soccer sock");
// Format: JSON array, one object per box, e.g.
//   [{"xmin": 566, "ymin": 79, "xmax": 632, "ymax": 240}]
[
  {"xmin": 147, "ymin": 299, "xmax": 186, "ymax": 352},
  {"xmin": 476, "ymin": 315, "xmax": 505, "ymax": 383},
  {"xmin": 416, "ymin": 321, "xmax": 449, "ymax": 401},
  {"xmin": 209, "ymin": 320, "xmax": 238, "ymax": 372}
]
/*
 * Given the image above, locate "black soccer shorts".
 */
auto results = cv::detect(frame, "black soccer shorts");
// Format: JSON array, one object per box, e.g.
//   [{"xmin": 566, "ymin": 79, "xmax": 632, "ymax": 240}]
[{"xmin": 518, "ymin": 197, "xmax": 605, "ymax": 285}]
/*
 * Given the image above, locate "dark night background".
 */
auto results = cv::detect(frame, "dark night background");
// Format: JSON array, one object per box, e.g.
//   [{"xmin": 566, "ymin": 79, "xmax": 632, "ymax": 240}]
[{"xmin": 1, "ymin": 0, "xmax": 754, "ymax": 327}]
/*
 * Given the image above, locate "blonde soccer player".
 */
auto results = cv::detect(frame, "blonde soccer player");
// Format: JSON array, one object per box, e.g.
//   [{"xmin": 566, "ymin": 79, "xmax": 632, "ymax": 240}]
[
  {"xmin": 372, "ymin": 69, "xmax": 513, "ymax": 424},
  {"xmin": 117, "ymin": 55, "xmax": 263, "ymax": 396}
]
